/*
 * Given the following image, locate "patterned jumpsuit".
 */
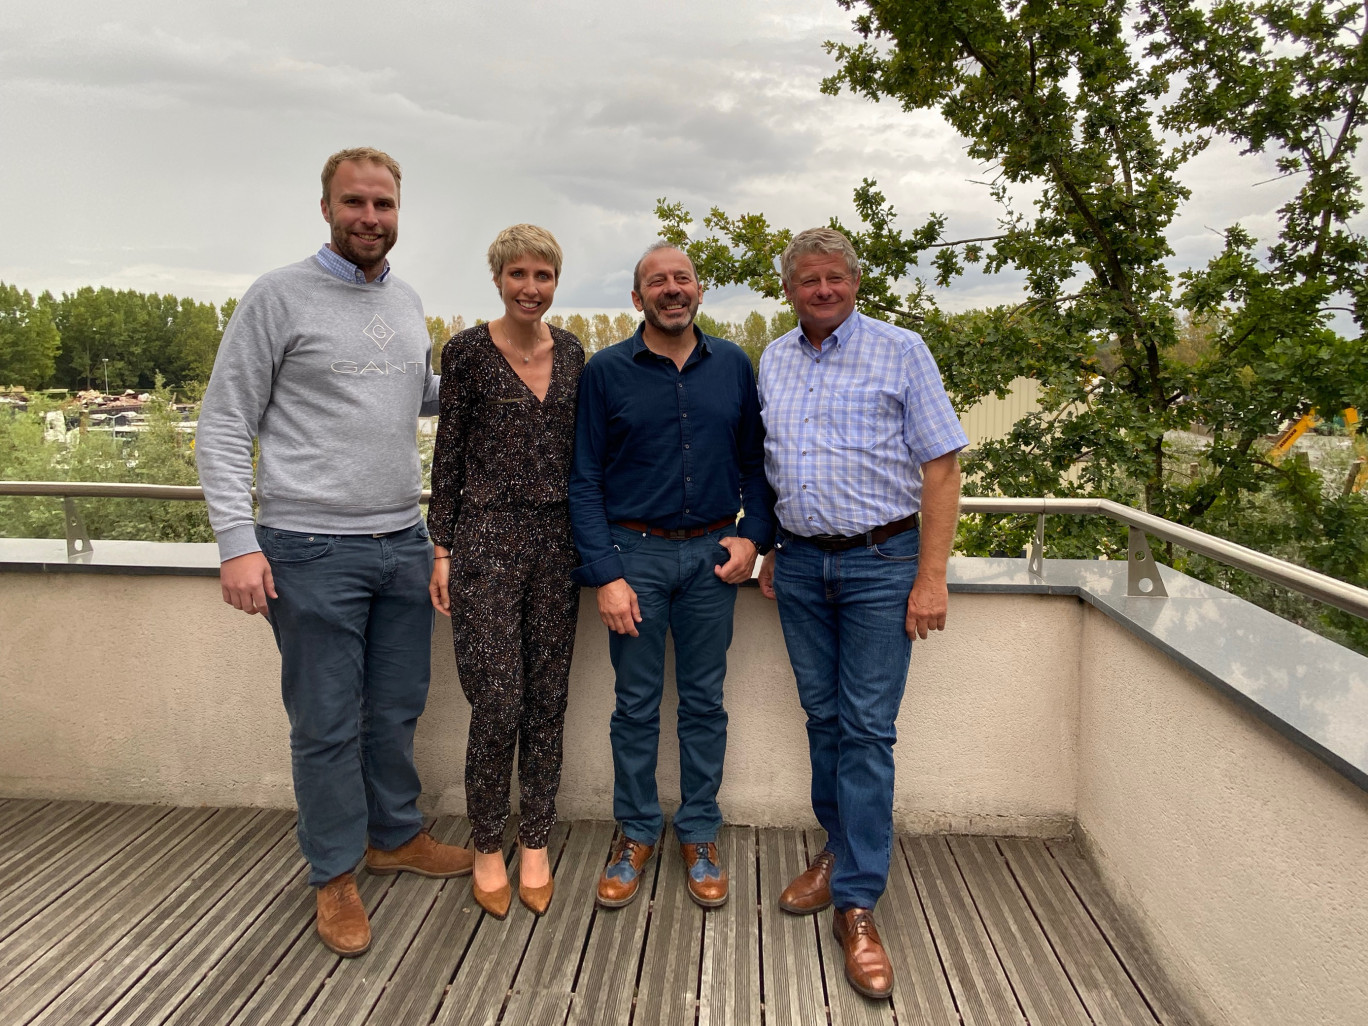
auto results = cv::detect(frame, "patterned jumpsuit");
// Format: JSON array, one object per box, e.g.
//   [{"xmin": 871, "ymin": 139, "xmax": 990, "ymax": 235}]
[{"xmin": 427, "ymin": 323, "xmax": 584, "ymax": 852}]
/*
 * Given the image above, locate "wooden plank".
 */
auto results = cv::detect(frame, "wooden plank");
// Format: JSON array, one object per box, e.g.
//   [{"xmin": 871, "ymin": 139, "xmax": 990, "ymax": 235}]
[
  {"xmin": 428, "ymin": 823, "xmax": 562, "ymax": 1026},
  {"xmin": 757, "ymin": 828, "xmax": 825, "ymax": 1026},
  {"xmin": 998, "ymin": 838, "xmax": 1158, "ymax": 1026},
  {"xmin": 948, "ymin": 835, "xmax": 1092, "ymax": 1026},
  {"xmin": 0, "ymin": 798, "xmax": 54, "ymax": 836},
  {"xmin": 502, "ymin": 820, "xmax": 616, "ymax": 1026},
  {"xmin": 0, "ymin": 803, "xmax": 173, "ymax": 941},
  {"xmin": 633, "ymin": 833, "xmax": 704, "ymax": 1026},
  {"xmin": 362, "ymin": 818, "xmax": 490, "ymax": 1026},
  {"xmin": 298, "ymin": 817, "xmax": 473, "ymax": 1026},
  {"xmin": 161, "ymin": 866, "xmax": 313, "ymax": 1026},
  {"xmin": 882, "ymin": 835, "xmax": 958, "ymax": 1026},
  {"xmin": 0, "ymin": 806, "xmax": 249, "ymax": 1024},
  {"xmin": 0, "ymin": 805, "xmax": 215, "ymax": 995},
  {"xmin": 0, "ymin": 801, "xmax": 107, "ymax": 895},
  {"xmin": 1047, "ymin": 840, "xmax": 1198, "ymax": 1026},
  {"xmin": 564, "ymin": 828, "xmax": 655, "ymax": 1026},
  {"xmin": 28, "ymin": 810, "xmax": 291, "ymax": 1026},
  {"xmin": 698, "ymin": 825, "xmax": 760, "ymax": 1026},
  {"xmin": 902, "ymin": 836, "xmax": 1025, "ymax": 1026},
  {"xmin": 97, "ymin": 817, "xmax": 303, "ymax": 1026}
]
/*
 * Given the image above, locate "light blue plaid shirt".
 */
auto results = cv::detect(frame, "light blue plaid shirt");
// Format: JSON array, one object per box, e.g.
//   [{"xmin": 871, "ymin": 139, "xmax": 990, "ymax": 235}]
[
  {"xmin": 315, "ymin": 244, "xmax": 391, "ymax": 284},
  {"xmin": 758, "ymin": 310, "xmax": 968, "ymax": 537}
]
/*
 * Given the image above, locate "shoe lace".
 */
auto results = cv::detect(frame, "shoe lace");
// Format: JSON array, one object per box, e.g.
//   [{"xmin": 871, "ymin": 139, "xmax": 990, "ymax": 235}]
[
  {"xmin": 848, "ymin": 910, "xmax": 874, "ymax": 937},
  {"xmin": 613, "ymin": 838, "xmax": 645, "ymax": 866},
  {"xmin": 690, "ymin": 843, "xmax": 715, "ymax": 866}
]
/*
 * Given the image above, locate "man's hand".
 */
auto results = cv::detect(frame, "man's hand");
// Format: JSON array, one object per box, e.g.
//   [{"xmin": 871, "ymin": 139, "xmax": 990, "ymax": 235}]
[
  {"xmin": 905, "ymin": 575, "xmax": 948, "ymax": 640},
  {"xmin": 758, "ymin": 550, "xmax": 777, "ymax": 599},
  {"xmin": 220, "ymin": 551, "xmax": 276, "ymax": 615},
  {"xmin": 598, "ymin": 578, "xmax": 642, "ymax": 636},
  {"xmin": 714, "ymin": 536, "xmax": 758, "ymax": 585},
  {"xmin": 429, "ymin": 549, "xmax": 451, "ymax": 616}
]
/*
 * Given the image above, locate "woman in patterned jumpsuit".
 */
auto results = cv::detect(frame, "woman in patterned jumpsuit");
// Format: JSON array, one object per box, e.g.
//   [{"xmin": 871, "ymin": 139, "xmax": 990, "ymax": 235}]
[{"xmin": 428, "ymin": 225, "xmax": 584, "ymax": 919}]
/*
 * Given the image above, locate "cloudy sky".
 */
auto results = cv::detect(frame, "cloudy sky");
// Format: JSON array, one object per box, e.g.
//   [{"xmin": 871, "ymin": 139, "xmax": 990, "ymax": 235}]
[{"xmin": 0, "ymin": 0, "xmax": 1341, "ymax": 324}]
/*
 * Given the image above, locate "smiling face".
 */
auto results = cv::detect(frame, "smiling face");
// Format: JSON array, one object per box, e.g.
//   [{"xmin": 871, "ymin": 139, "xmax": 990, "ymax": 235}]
[
  {"xmin": 495, "ymin": 252, "xmax": 558, "ymax": 325},
  {"xmin": 631, "ymin": 247, "xmax": 702, "ymax": 338},
  {"xmin": 320, "ymin": 159, "xmax": 399, "ymax": 281},
  {"xmin": 783, "ymin": 252, "xmax": 860, "ymax": 346}
]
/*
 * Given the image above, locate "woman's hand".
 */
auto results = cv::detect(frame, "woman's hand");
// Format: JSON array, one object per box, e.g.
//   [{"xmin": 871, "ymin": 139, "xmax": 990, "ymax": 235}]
[{"xmin": 430, "ymin": 548, "xmax": 452, "ymax": 616}]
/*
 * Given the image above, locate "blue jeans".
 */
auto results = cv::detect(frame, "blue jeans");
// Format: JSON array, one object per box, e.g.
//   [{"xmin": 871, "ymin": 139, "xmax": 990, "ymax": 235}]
[
  {"xmin": 772, "ymin": 527, "xmax": 919, "ymax": 910},
  {"xmin": 607, "ymin": 523, "xmax": 737, "ymax": 845},
  {"xmin": 258, "ymin": 522, "xmax": 434, "ymax": 885}
]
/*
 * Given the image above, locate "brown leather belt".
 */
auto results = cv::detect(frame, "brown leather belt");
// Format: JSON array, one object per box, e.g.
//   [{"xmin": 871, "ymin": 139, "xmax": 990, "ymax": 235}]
[
  {"xmin": 615, "ymin": 516, "xmax": 735, "ymax": 540},
  {"xmin": 797, "ymin": 512, "xmax": 919, "ymax": 552}
]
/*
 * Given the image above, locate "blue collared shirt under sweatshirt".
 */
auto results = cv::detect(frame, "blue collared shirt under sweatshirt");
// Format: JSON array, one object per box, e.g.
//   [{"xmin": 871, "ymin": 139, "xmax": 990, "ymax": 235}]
[{"xmin": 569, "ymin": 324, "xmax": 774, "ymax": 587}]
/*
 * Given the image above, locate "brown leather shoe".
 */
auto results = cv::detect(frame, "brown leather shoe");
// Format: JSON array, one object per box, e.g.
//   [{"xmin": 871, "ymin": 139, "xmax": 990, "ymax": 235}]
[
  {"xmin": 680, "ymin": 842, "xmax": 728, "ymax": 908},
  {"xmin": 596, "ymin": 835, "xmax": 657, "ymax": 908},
  {"xmin": 833, "ymin": 908, "xmax": 894, "ymax": 998},
  {"xmin": 472, "ymin": 880, "xmax": 512, "ymax": 920},
  {"xmin": 316, "ymin": 873, "xmax": 370, "ymax": 957},
  {"xmin": 779, "ymin": 850, "xmax": 835, "ymax": 914},
  {"xmin": 365, "ymin": 829, "xmax": 473, "ymax": 878}
]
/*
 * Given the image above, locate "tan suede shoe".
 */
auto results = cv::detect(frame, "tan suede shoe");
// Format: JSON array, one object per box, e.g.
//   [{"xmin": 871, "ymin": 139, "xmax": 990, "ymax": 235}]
[
  {"xmin": 316, "ymin": 872, "xmax": 370, "ymax": 957},
  {"xmin": 779, "ymin": 850, "xmax": 835, "ymax": 914},
  {"xmin": 365, "ymin": 829, "xmax": 473, "ymax": 878},
  {"xmin": 833, "ymin": 908, "xmax": 894, "ymax": 998}
]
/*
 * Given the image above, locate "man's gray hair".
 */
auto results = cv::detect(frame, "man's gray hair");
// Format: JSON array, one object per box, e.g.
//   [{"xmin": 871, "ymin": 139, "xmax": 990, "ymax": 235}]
[
  {"xmin": 780, "ymin": 228, "xmax": 861, "ymax": 284},
  {"xmin": 633, "ymin": 241, "xmax": 698, "ymax": 295}
]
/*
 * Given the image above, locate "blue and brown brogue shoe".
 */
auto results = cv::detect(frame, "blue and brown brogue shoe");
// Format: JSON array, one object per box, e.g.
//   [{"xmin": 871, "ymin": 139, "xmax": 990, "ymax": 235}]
[
  {"xmin": 680, "ymin": 841, "xmax": 729, "ymax": 908},
  {"xmin": 597, "ymin": 834, "xmax": 657, "ymax": 908}
]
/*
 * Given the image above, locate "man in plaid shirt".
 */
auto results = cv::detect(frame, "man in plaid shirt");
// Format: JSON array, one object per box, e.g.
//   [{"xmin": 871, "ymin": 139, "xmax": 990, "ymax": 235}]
[{"xmin": 757, "ymin": 227, "xmax": 967, "ymax": 1000}]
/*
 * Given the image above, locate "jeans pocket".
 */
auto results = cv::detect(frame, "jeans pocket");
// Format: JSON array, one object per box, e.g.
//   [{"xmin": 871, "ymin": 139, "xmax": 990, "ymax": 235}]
[
  {"xmin": 609, "ymin": 524, "xmax": 646, "ymax": 555},
  {"xmin": 262, "ymin": 529, "xmax": 335, "ymax": 564}
]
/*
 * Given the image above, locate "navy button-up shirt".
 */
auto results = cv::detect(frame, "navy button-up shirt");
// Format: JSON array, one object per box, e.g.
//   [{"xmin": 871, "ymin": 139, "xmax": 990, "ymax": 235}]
[{"xmin": 569, "ymin": 324, "xmax": 774, "ymax": 586}]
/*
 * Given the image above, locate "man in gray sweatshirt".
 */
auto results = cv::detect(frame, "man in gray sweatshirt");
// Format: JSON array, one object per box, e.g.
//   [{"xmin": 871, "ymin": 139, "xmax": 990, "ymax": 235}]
[{"xmin": 196, "ymin": 147, "xmax": 471, "ymax": 958}]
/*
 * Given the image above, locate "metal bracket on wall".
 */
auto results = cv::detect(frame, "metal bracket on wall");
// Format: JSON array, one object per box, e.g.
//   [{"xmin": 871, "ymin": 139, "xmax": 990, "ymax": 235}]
[
  {"xmin": 64, "ymin": 496, "xmax": 93, "ymax": 563},
  {"xmin": 1127, "ymin": 526, "xmax": 1167, "ymax": 597},
  {"xmin": 1027, "ymin": 514, "xmax": 1045, "ymax": 579}
]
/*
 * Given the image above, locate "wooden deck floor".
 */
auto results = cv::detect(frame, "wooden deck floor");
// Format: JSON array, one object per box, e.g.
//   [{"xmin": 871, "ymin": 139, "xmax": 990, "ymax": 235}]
[{"xmin": 0, "ymin": 799, "xmax": 1198, "ymax": 1026}]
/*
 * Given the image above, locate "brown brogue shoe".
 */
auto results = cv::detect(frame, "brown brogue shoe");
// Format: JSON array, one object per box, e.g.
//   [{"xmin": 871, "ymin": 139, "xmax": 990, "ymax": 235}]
[
  {"xmin": 833, "ymin": 908, "xmax": 894, "ymax": 998},
  {"xmin": 681, "ymin": 842, "xmax": 728, "ymax": 908},
  {"xmin": 779, "ymin": 850, "xmax": 835, "ymax": 914},
  {"xmin": 597, "ymin": 835, "xmax": 657, "ymax": 908},
  {"xmin": 316, "ymin": 873, "xmax": 370, "ymax": 957},
  {"xmin": 365, "ymin": 829, "xmax": 473, "ymax": 878},
  {"xmin": 472, "ymin": 880, "xmax": 512, "ymax": 920}
]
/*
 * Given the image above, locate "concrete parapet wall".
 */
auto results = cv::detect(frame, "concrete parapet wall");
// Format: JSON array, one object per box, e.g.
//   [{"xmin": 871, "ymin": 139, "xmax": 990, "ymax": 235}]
[
  {"xmin": 1077, "ymin": 609, "xmax": 1368, "ymax": 1026},
  {"xmin": 0, "ymin": 575, "xmax": 1077, "ymax": 834}
]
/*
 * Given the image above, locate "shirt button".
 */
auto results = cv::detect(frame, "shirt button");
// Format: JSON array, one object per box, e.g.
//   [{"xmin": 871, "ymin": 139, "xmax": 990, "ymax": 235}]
[
  {"xmin": 682, "ymin": 412, "xmax": 688, "ymax": 418},
  {"xmin": 685, "ymin": 508, "xmax": 691, "ymax": 513},
  {"xmin": 815, "ymin": 358, "xmax": 821, "ymax": 363},
  {"xmin": 685, "ymin": 444, "xmax": 691, "ymax": 449},
  {"xmin": 808, "ymin": 387, "xmax": 814, "ymax": 392},
  {"xmin": 808, "ymin": 515, "xmax": 814, "ymax": 521},
  {"xmin": 802, "ymin": 484, "xmax": 807, "ymax": 489},
  {"xmin": 803, "ymin": 418, "xmax": 808, "ymax": 423},
  {"xmin": 686, "ymin": 476, "xmax": 692, "ymax": 482},
  {"xmin": 801, "ymin": 450, "xmax": 807, "ymax": 455}
]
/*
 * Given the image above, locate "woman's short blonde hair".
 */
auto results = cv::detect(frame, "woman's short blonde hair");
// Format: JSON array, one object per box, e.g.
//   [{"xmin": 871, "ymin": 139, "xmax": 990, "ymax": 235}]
[{"xmin": 487, "ymin": 224, "xmax": 563, "ymax": 281}]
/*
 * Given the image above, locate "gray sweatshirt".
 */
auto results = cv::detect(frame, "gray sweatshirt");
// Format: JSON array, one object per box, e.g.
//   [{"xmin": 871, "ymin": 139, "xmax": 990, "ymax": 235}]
[{"xmin": 196, "ymin": 256, "xmax": 439, "ymax": 562}]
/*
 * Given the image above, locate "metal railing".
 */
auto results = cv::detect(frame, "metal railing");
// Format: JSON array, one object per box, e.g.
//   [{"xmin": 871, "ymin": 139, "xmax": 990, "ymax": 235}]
[{"xmin": 3, "ymin": 481, "xmax": 1367, "ymax": 620}]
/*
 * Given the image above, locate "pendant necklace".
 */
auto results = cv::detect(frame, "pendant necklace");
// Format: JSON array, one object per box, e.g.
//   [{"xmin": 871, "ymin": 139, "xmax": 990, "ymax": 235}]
[{"xmin": 501, "ymin": 327, "xmax": 539, "ymax": 363}]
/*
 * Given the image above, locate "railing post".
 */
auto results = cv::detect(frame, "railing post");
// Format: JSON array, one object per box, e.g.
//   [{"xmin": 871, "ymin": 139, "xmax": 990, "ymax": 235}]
[
  {"xmin": 63, "ymin": 496, "xmax": 93, "ymax": 563},
  {"xmin": 1127, "ymin": 527, "xmax": 1167, "ymax": 597},
  {"xmin": 1028, "ymin": 513, "xmax": 1046, "ymax": 579}
]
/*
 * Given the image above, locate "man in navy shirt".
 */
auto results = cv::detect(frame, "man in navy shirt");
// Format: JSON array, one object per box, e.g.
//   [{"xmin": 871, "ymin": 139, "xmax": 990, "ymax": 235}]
[{"xmin": 570, "ymin": 242, "xmax": 773, "ymax": 910}]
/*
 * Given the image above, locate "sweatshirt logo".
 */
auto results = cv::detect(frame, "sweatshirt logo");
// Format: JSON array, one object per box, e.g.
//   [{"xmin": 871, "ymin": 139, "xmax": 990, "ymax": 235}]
[{"xmin": 364, "ymin": 315, "xmax": 396, "ymax": 351}]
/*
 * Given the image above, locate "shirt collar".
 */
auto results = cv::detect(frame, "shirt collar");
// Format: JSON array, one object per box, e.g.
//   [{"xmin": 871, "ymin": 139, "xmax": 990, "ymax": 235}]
[
  {"xmin": 798, "ymin": 308, "xmax": 860, "ymax": 352},
  {"xmin": 629, "ymin": 323, "xmax": 713, "ymax": 363},
  {"xmin": 315, "ymin": 244, "xmax": 391, "ymax": 284}
]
